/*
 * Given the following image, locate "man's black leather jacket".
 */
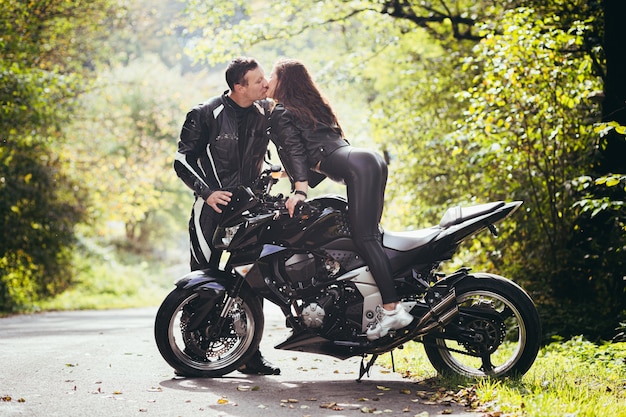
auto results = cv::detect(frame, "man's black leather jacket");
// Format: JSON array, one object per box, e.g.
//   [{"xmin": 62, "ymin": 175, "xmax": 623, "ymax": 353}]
[
  {"xmin": 174, "ymin": 92, "xmax": 271, "ymax": 201},
  {"xmin": 270, "ymin": 103, "xmax": 348, "ymax": 188}
]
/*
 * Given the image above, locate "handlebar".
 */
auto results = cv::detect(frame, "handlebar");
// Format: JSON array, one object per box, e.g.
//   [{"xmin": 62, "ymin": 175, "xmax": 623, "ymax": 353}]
[{"xmin": 249, "ymin": 166, "xmax": 317, "ymax": 221}]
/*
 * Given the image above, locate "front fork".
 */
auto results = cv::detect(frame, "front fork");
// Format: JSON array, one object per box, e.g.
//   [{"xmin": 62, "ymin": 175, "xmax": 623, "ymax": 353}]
[{"xmin": 182, "ymin": 270, "xmax": 248, "ymax": 335}]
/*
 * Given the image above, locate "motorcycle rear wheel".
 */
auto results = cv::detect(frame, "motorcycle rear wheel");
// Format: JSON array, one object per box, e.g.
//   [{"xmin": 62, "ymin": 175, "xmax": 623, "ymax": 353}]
[
  {"xmin": 154, "ymin": 285, "xmax": 263, "ymax": 377},
  {"xmin": 423, "ymin": 274, "xmax": 541, "ymax": 379}
]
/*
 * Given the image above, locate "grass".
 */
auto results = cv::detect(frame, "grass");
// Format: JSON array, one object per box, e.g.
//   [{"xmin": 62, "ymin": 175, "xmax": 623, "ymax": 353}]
[
  {"xmin": 39, "ymin": 261, "xmax": 174, "ymax": 311},
  {"xmin": 377, "ymin": 336, "xmax": 626, "ymax": 416},
  {"xmin": 36, "ymin": 241, "xmax": 184, "ymax": 312}
]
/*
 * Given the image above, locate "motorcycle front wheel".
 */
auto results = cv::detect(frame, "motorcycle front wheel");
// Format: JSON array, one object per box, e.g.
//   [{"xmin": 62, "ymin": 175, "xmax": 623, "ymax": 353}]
[
  {"xmin": 154, "ymin": 285, "xmax": 263, "ymax": 377},
  {"xmin": 422, "ymin": 274, "xmax": 541, "ymax": 379}
]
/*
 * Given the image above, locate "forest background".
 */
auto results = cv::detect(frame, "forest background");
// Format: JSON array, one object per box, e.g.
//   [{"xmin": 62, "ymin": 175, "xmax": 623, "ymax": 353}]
[{"xmin": 1, "ymin": 0, "xmax": 625, "ymax": 347}]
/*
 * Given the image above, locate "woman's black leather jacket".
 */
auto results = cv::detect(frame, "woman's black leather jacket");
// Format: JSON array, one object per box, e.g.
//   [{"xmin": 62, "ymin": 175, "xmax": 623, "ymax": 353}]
[{"xmin": 270, "ymin": 103, "xmax": 348, "ymax": 187}]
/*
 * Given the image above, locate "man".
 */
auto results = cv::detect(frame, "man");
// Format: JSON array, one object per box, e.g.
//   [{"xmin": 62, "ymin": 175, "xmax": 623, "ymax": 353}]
[{"xmin": 174, "ymin": 57, "xmax": 280, "ymax": 375}]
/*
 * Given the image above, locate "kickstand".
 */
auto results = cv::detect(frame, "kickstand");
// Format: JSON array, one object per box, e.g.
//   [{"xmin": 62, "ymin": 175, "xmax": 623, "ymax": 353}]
[{"xmin": 357, "ymin": 354, "xmax": 379, "ymax": 382}]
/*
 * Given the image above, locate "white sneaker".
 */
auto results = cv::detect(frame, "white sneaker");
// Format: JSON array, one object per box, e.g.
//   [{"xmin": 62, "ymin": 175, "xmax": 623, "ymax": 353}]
[{"xmin": 366, "ymin": 303, "xmax": 414, "ymax": 341}]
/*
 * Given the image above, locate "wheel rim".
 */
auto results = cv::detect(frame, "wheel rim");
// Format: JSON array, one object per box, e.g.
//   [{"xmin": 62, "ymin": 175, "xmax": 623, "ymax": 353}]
[
  {"xmin": 168, "ymin": 293, "xmax": 255, "ymax": 372},
  {"xmin": 433, "ymin": 289, "xmax": 527, "ymax": 378}
]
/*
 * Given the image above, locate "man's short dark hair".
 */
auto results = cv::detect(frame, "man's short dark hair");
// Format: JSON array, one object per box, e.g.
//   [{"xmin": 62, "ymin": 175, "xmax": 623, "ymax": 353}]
[{"xmin": 225, "ymin": 57, "xmax": 259, "ymax": 90}]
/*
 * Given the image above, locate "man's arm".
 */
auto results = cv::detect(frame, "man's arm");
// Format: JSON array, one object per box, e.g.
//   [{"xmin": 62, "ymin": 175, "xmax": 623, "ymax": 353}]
[{"xmin": 173, "ymin": 106, "xmax": 220, "ymax": 202}]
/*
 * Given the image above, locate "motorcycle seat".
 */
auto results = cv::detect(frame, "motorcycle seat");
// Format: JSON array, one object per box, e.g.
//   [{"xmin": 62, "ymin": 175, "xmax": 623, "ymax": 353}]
[{"xmin": 382, "ymin": 227, "xmax": 441, "ymax": 251}]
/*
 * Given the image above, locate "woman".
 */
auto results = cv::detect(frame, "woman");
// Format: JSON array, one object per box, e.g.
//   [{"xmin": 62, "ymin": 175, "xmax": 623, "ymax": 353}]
[{"xmin": 267, "ymin": 58, "xmax": 413, "ymax": 340}]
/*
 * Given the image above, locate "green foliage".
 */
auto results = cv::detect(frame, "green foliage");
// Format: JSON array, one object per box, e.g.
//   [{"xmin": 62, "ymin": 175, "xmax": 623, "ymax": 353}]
[
  {"xmin": 446, "ymin": 8, "xmax": 624, "ymax": 339},
  {"xmin": 0, "ymin": 253, "xmax": 38, "ymax": 313},
  {"xmin": 0, "ymin": 0, "xmax": 125, "ymax": 312},
  {"xmin": 454, "ymin": 8, "xmax": 599, "ymax": 246},
  {"xmin": 0, "ymin": 139, "xmax": 84, "ymax": 311},
  {"xmin": 61, "ymin": 55, "xmax": 208, "ymax": 249}
]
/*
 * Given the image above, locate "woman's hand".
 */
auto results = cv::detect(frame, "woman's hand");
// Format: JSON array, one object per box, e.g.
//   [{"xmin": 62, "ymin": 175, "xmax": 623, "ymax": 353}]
[{"xmin": 286, "ymin": 193, "xmax": 306, "ymax": 217}]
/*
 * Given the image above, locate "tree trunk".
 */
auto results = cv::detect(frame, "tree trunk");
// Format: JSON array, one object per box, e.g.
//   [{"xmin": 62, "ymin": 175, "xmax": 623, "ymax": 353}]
[{"xmin": 599, "ymin": 0, "xmax": 626, "ymax": 174}]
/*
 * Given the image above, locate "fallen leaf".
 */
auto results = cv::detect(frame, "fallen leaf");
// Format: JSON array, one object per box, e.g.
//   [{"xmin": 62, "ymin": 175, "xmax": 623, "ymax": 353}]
[
  {"xmin": 217, "ymin": 398, "xmax": 229, "ymax": 405},
  {"xmin": 376, "ymin": 385, "xmax": 391, "ymax": 391},
  {"xmin": 280, "ymin": 398, "xmax": 299, "ymax": 403},
  {"xmin": 17, "ymin": 398, "xmax": 25, "ymax": 403},
  {"xmin": 400, "ymin": 389, "xmax": 411, "ymax": 395}
]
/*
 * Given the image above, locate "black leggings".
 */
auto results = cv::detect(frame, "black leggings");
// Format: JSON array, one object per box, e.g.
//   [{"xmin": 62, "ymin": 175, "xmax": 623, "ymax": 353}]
[{"xmin": 319, "ymin": 146, "xmax": 399, "ymax": 304}]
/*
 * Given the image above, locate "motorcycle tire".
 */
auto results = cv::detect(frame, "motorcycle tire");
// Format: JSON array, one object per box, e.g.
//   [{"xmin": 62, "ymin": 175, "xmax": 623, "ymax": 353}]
[
  {"xmin": 423, "ymin": 273, "xmax": 541, "ymax": 379},
  {"xmin": 154, "ymin": 285, "xmax": 263, "ymax": 378}
]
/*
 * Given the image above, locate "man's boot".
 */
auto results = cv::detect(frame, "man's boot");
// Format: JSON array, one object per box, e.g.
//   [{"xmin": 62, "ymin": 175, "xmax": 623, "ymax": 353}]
[{"xmin": 237, "ymin": 350, "xmax": 281, "ymax": 375}]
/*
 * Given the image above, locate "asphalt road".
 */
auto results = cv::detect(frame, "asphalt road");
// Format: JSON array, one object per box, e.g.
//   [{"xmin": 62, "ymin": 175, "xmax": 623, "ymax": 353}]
[{"xmin": 0, "ymin": 303, "xmax": 479, "ymax": 417}]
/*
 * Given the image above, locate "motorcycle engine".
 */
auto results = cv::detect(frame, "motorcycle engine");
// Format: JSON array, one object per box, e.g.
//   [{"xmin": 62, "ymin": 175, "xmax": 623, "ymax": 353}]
[{"xmin": 301, "ymin": 302, "xmax": 325, "ymax": 328}]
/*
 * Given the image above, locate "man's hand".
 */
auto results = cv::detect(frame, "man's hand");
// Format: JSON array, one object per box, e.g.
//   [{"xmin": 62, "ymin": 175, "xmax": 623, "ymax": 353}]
[{"xmin": 206, "ymin": 190, "xmax": 232, "ymax": 213}]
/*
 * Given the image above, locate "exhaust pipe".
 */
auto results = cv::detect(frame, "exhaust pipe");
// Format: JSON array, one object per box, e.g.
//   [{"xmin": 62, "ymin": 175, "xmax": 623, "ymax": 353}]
[{"xmin": 413, "ymin": 289, "xmax": 458, "ymax": 335}]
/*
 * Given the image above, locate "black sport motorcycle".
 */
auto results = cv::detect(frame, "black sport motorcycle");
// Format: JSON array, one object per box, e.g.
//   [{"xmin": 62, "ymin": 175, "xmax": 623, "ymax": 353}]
[{"xmin": 155, "ymin": 166, "xmax": 541, "ymax": 380}]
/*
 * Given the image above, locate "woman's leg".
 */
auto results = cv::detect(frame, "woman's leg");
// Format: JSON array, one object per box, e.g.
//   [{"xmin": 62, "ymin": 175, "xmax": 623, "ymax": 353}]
[
  {"xmin": 321, "ymin": 147, "xmax": 398, "ymax": 304},
  {"xmin": 322, "ymin": 147, "xmax": 413, "ymax": 339}
]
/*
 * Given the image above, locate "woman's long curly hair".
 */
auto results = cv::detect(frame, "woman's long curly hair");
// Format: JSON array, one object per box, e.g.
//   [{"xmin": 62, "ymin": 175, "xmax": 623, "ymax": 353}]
[{"xmin": 272, "ymin": 58, "xmax": 344, "ymax": 136}]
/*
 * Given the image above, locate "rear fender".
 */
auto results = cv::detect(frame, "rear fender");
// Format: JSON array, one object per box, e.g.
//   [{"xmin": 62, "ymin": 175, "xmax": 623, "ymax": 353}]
[{"xmin": 432, "ymin": 269, "xmax": 526, "ymax": 298}]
